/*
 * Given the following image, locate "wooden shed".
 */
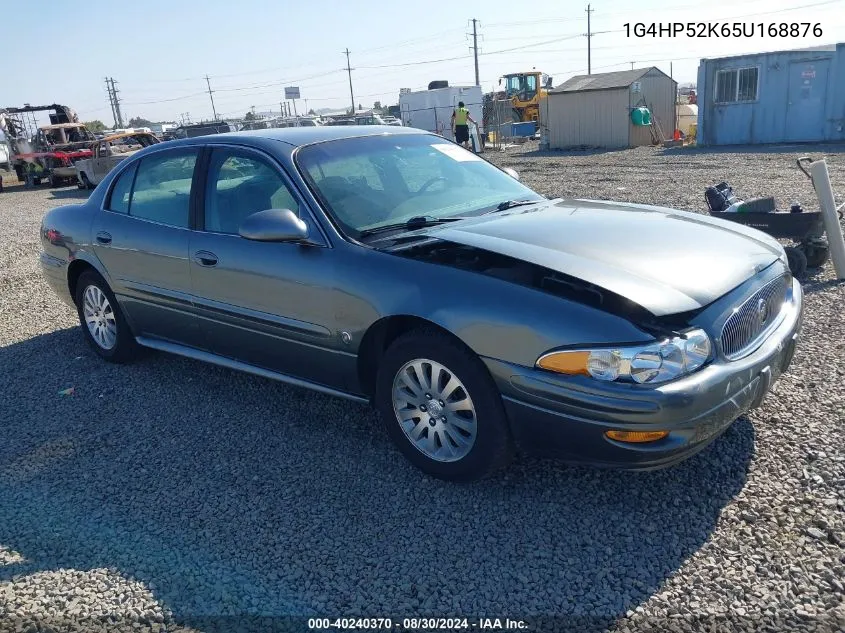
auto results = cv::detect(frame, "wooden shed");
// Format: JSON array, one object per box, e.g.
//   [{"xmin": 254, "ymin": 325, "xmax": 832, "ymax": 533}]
[{"xmin": 545, "ymin": 67, "xmax": 677, "ymax": 149}]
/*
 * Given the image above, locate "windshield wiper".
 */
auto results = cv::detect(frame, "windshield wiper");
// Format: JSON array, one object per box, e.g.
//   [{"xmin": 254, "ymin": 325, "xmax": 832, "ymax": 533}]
[
  {"xmin": 358, "ymin": 215, "xmax": 466, "ymax": 238},
  {"xmin": 491, "ymin": 199, "xmax": 544, "ymax": 212}
]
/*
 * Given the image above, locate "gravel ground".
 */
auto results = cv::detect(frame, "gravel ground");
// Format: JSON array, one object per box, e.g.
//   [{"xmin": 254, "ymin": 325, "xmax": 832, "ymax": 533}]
[{"xmin": 1, "ymin": 145, "xmax": 844, "ymax": 633}]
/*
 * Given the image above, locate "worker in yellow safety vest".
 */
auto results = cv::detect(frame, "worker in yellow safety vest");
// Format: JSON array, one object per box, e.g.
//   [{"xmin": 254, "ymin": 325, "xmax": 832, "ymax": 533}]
[{"xmin": 451, "ymin": 101, "xmax": 476, "ymax": 150}]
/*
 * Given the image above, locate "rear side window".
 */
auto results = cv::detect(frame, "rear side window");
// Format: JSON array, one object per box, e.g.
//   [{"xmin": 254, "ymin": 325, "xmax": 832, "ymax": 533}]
[
  {"xmin": 106, "ymin": 163, "xmax": 137, "ymax": 214},
  {"xmin": 129, "ymin": 150, "xmax": 198, "ymax": 228}
]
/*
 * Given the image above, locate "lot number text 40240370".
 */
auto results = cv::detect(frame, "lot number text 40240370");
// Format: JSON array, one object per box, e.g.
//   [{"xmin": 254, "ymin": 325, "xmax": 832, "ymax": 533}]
[{"xmin": 623, "ymin": 22, "xmax": 823, "ymax": 38}]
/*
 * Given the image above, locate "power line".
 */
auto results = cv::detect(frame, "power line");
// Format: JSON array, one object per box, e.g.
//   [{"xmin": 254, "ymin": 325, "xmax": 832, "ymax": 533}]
[
  {"xmin": 470, "ymin": 18, "xmax": 480, "ymax": 87},
  {"xmin": 205, "ymin": 75, "xmax": 218, "ymax": 121},
  {"xmin": 105, "ymin": 77, "xmax": 117, "ymax": 127},
  {"xmin": 107, "ymin": 78, "xmax": 124, "ymax": 128},
  {"xmin": 586, "ymin": 4, "xmax": 594, "ymax": 75},
  {"xmin": 344, "ymin": 49, "xmax": 355, "ymax": 114}
]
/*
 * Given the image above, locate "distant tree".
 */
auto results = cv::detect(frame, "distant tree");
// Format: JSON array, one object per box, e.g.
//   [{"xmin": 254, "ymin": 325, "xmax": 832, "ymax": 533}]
[
  {"xmin": 358, "ymin": 103, "xmax": 362, "ymax": 110},
  {"xmin": 307, "ymin": 109, "xmax": 316, "ymax": 115},
  {"xmin": 374, "ymin": 101, "xmax": 381, "ymax": 110},
  {"xmin": 244, "ymin": 111, "xmax": 256, "ymax": 121},
  {"xmin": 84, "ymin": 120, "xmax": 107, "ymax": 132},
  {"xmin": 128, "ymin": 116, "xmax": 154, "ymax": 127}
]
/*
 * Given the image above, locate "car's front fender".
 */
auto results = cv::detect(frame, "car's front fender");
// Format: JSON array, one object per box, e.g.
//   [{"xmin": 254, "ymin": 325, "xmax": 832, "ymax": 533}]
[{"xmin": 337, "ymin": 246, "xmax": 655, "ymax": 371}]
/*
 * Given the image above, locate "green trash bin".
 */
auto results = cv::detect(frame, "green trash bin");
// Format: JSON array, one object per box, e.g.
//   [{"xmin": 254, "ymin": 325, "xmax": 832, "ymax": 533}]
[{"xmin": 631, "ymin": 107, "xmax": 652, "ymax": 126}]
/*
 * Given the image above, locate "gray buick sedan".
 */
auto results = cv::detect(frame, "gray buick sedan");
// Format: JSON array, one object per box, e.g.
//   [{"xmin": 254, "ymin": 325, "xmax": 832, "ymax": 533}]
[{"xmin": 40, "ymin": 126, "xmax": 803, "ymax": 481}]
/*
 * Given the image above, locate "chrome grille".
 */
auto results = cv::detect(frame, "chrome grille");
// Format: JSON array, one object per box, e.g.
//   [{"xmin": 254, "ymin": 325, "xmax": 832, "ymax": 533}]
[{"xmin": 720, "ymin": 274, "xmax": 790, "ymax": 360}]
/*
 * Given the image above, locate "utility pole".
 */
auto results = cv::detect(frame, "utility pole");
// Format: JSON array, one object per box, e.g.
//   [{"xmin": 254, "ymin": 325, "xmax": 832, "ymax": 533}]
[
  {"xmin": 205, "ymin": 75, "xmax": 218, "ymax": 121},
  {"xmin": 630, "ymin": 62, "xmax": 635, "ymax": 70},
  {"xmin": 586, "ymin": 4, "xmax": 594, "ymax": 75},
  {"xmin": 109, "ymin": 78, "xmax": 124, "ymax": 128},
  {"xmin": 471, "ymin": 18, "xmax": 480, "ymax": 86},
  {"xmin": 304, "ymin": 98, "xmax": 309, "ymax": 114},
  {"xmin": 344, "ymin": 49, "xmax": 355, "ymax": 115},
  {"xmin": 105, "ymin": 77, "xmax": 117, "ymax": 127}
]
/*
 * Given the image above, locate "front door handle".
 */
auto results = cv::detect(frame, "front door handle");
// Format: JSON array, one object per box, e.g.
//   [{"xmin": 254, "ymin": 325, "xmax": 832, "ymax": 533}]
[
  {"xmin": 193, "ymin": 250, "xmax": 218, "ymax": 267},
  {"xmin": 95, "ymin": 231, "xmax": 112, "ymax": 245}
]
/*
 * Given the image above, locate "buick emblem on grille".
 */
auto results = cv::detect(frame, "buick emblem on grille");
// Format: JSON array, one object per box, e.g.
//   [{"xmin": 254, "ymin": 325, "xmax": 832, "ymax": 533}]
[
  {"xmin": 755, "ymin": 297, "xmax": 769, "ymax": 329},
  {"xmin": 721, "ymin": 274, "xmax": 787, "ymax": 360}
]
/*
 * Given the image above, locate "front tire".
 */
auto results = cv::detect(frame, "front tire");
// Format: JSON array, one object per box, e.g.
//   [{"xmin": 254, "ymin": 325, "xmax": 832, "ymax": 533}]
[
  {"xmin": 375, "ymin": 329, "xmax": 512, "ymax": 481},
  {"xmin": 74, "ymin": 270, "xmax": 139, "ymax": 363}
]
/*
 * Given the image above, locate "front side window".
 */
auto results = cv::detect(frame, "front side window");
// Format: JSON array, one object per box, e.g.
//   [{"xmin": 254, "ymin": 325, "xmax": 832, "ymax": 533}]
[
  {"xmin": 106, "ymin": 163, "xmax": 137, "ymax": 214},
  {"xmin": 204, "ymin": 150, "xmax": 298, "ymax": 234},
  {"xmin": 296, "ymin": 134, "xmax": 543, "ymax": 237},
  {"xmin": 129, "ymin": 150, "xmax": 198, "ymax": 227}
]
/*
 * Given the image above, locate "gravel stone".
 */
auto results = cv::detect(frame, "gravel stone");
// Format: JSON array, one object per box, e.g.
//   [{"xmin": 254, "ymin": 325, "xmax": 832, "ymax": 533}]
[{"xmin": 1, "ymin": 144, "xmax": 844, "ymax": 633}]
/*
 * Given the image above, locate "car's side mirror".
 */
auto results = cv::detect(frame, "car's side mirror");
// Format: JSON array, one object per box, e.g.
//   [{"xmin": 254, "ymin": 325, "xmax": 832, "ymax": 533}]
[
  {"xmin": 239, "ymin": 208, "xmax": 310, "ymax": 242},
  {"xmin": 503, "ymin": 167, "xmax": 520, "ymax": 181}
]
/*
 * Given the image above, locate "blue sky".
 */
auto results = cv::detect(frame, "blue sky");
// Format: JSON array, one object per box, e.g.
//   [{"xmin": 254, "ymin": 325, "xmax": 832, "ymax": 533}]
[{"xmin": 5, "ymin": 0, "xmax": 844, "ymax": 124}]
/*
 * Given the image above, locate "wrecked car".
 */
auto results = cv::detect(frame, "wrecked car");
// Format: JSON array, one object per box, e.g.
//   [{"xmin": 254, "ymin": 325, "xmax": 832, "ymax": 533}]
[
  {"xmin": 1, "ymin": 104, "xmax": 95, "ymax": 186},
  {"xmin": 26, "ymin": 123, "xmax": 97, "ymax": 186},
  {"xmin": 75, "ymin": 131, "xmax": 160, "ymax": 189},
  {"xmin": 39, "ymin": 126, "xmax": 803, "ymax": 481}
]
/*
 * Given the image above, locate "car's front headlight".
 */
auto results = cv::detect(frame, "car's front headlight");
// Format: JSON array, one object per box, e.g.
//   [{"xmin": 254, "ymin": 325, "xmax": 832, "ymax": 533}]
[{"xmin": 536, "ymin": 328, "xmax": 713, "ymax": 385}]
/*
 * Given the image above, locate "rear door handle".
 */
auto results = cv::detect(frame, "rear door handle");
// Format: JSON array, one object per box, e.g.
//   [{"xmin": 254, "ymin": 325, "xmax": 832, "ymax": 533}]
[
  {"xmin": 95, "ymin": 231, "xmax": 112, "ymax": 245},
  {"xmin": 193, "ymin": 250, "xmax": 218, "ymax": 267}
]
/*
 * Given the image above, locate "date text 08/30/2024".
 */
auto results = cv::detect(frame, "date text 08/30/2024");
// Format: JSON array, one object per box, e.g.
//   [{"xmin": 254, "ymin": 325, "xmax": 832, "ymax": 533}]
[
  {"xmin": 307, "ymin": 617, "xmax": 528, "ymax": 630},
  {"xmin": 624, "ymin": 22, "xmax": 823, "ymax": 38}
]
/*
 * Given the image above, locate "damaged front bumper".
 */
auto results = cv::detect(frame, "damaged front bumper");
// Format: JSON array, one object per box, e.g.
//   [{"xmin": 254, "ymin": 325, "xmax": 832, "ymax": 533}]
[{"xmin": 484, "ymin": 277, "xmax": 803, "ymax": 470}]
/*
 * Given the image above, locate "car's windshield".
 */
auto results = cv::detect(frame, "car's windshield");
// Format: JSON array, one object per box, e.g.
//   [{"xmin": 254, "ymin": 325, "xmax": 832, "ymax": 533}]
[{"xmin": 296, "ymin": 133, "xmax": 544, "ymax": 238}]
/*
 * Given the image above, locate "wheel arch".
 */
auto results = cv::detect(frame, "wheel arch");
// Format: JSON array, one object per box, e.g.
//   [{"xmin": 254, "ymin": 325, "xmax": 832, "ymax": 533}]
[
  {"xmin": 66, "ymin": 255, "xmax": 112, "ymax": 303},
  {"xmin": 357, "ymin": 315, "xmax": 471, "ymax": 400}
]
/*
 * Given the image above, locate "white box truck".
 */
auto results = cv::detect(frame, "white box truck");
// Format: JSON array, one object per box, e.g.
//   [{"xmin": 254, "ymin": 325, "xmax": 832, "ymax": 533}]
[{"xmin": 399, "ymin": 85, "xmax": 484, "ymax": 151}]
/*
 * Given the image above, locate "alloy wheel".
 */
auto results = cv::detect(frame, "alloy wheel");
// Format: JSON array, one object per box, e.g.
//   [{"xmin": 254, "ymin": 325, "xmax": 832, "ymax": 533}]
[
  {"xmin": 392, "ymin": 358, "xmax": 478, "ymax": 462},
  {"xmin": 82, "ymin": 285, "xmax": 117, "ymax": 350}
]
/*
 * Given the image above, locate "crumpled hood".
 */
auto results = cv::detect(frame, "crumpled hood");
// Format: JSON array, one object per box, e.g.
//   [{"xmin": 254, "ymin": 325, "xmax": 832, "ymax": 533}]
[{"xmin": 428, "ymin": 199, "xmax": 786, "ymax": 316}]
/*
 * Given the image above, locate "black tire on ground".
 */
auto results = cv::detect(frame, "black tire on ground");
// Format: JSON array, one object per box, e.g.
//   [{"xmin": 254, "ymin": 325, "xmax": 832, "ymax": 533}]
[
  {"xmin": 799, "ymin": 241, "xmax": 830, "ymax": 268},
  {"xmin": 785, "ymin": 246, "xmax": 808, "ymax": 278},
  {"xmin": 74, "ymin": 270, "xmax": 140, "ymax": 363},
  {"xmin": 33, "ymin": 177, "xmax": 41, "ymax": 186},
  {"xmin": 49, "ymin": 174, "xmax": 58, "ymax": 188},
  {"xmin": 81, "ymin": 172, "xmax": 95, "ymax": 190},
  {"xmin": 375, "ymin": 328, "xmax": 513, "ymax": 481}
]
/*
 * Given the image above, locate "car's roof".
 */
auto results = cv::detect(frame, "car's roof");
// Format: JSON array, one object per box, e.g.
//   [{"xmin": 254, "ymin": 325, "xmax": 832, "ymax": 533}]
[
  {"xmin": 192, "ymin": 125, "xmax": 429, "ymax": 147},
  {"xmin": 101, "ymin": 131, "xmax": 158, "ymax": 143},
  {"xmin": 40, "ymin": 123, "xmax": 86, "ymax": 130}
]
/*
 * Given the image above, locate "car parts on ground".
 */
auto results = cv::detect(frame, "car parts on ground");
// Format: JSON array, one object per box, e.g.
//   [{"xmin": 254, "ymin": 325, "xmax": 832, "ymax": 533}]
[{"xmin": 705, "ymin": 163, "xmax": 845, "ymax": 277}]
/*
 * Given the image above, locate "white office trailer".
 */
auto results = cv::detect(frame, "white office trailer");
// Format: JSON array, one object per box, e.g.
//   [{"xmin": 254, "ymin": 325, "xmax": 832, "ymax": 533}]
[{"xmin": 399, "ymin": 85, "xmax": 484, "ymax": 151}]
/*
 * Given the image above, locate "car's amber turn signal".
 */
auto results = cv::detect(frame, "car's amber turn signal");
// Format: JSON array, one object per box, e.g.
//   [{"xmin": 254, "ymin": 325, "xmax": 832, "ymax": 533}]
[
  {"xmin": 536, "ymin": 350, "xmax": 591, "ymax": 375},
  {"xmin": 604, "ymin": 430, "xmax": 669, "ymax": 443}
]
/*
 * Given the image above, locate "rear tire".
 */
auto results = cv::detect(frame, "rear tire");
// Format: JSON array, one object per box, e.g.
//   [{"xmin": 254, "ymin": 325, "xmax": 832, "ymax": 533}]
[
  {"xmin": 80, "ymin": 172, "xmax": 95, "ymax": 190},
  {"xmin": 375, "ymin": 329, "xmax": 512, "ymax": 481},
  {"xmin": 74, "ymin": 270, "xmax": 139, "ymax": 363}
]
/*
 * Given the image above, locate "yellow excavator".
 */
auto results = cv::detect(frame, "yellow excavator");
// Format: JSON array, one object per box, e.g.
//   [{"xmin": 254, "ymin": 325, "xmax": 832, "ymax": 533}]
[{"xmin": 498, "ymin": 70, "xmax": 553, "ymax": 122}]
